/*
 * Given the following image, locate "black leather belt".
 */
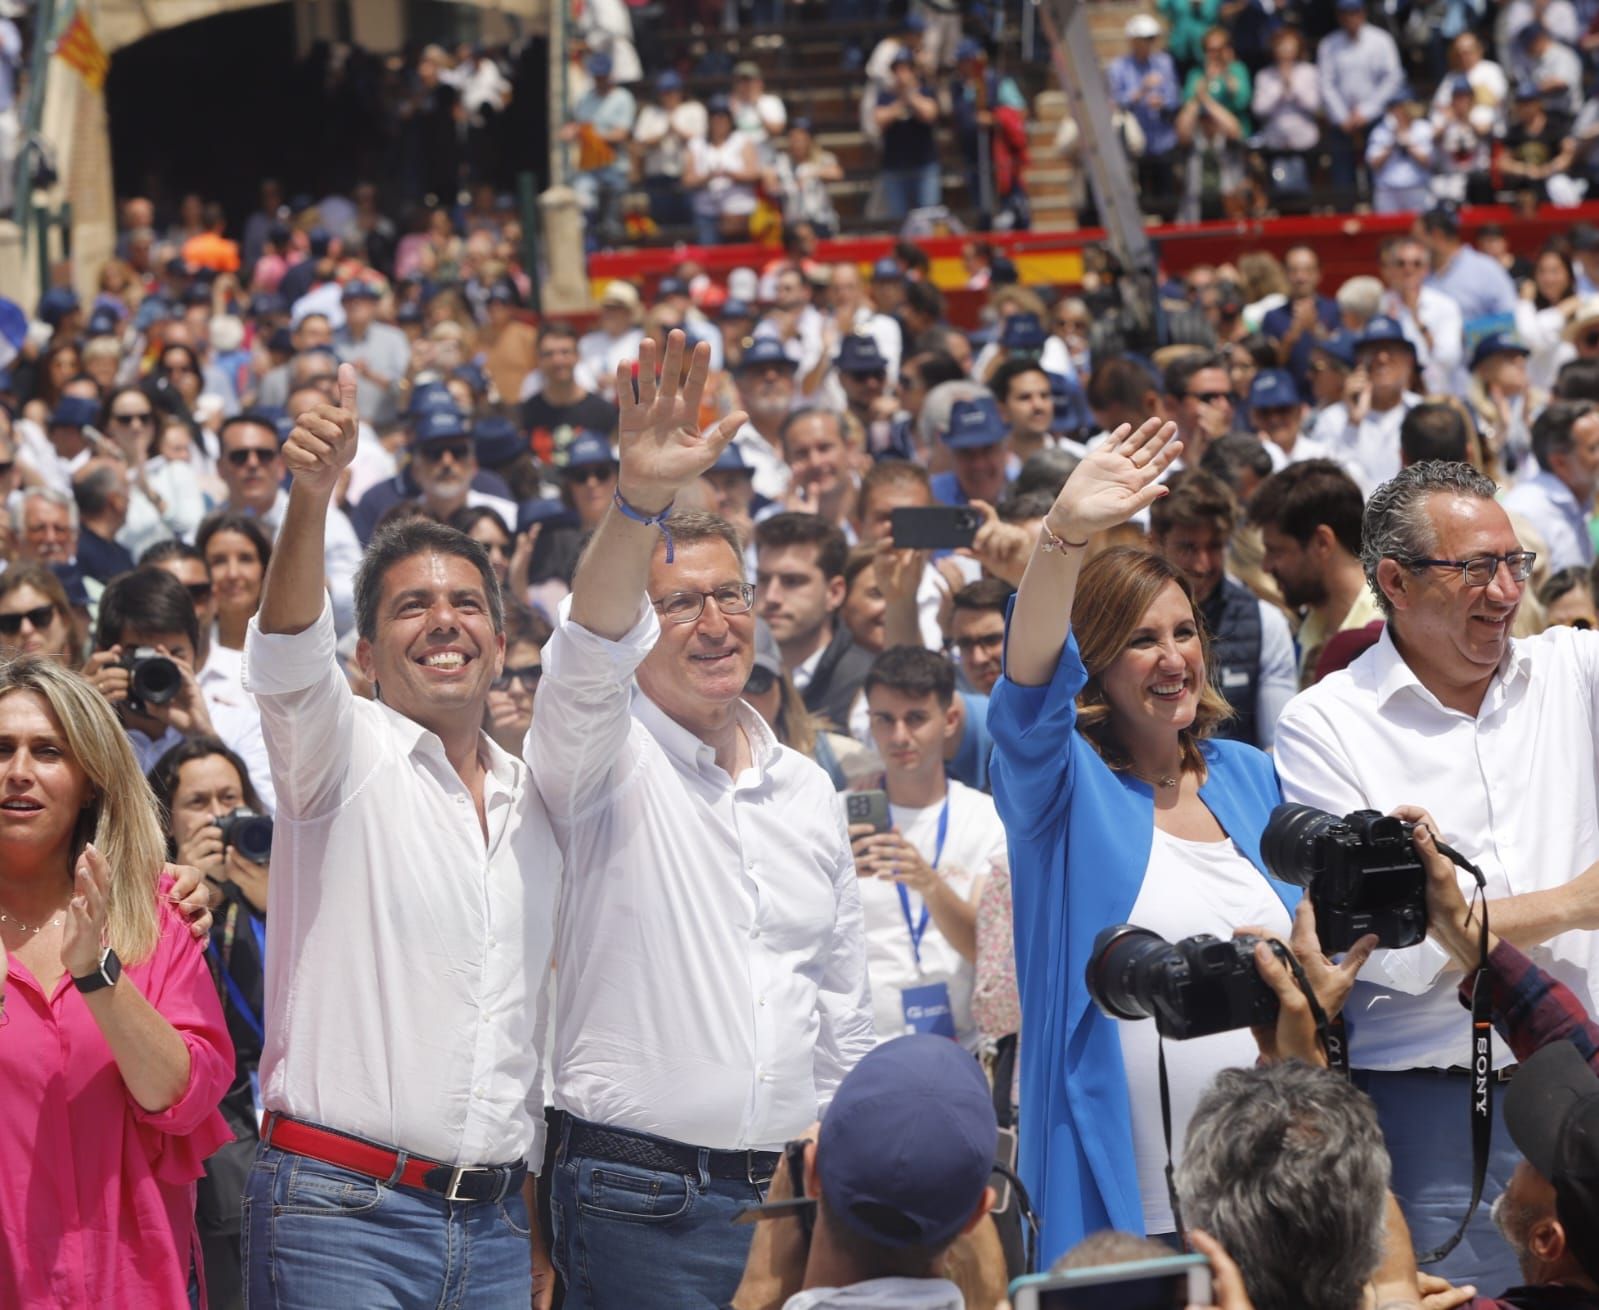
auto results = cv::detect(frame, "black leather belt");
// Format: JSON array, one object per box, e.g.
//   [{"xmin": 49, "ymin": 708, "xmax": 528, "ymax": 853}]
[{"xmin": 566, "ymin": 1118, "xmax": 780, "ymax": 1183}]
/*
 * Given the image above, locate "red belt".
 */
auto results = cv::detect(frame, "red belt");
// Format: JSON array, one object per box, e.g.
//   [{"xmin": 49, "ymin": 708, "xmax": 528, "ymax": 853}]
[{"xmin": 262, "ymin": 1112, "xmax": 527, "ymax": 1203}]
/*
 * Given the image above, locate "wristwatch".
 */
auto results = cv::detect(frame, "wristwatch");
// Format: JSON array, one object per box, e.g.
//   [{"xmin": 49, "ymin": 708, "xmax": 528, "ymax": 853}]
[{"xmin": 73, "ymin": 947, "xmax": 122, "ymax": 995}]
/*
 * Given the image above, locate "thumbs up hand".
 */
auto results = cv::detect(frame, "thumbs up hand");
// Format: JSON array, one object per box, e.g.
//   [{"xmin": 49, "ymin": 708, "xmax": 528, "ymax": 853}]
[{"xmin": 282, "ymin": 362, "xmax": 361, "ymax": 498}]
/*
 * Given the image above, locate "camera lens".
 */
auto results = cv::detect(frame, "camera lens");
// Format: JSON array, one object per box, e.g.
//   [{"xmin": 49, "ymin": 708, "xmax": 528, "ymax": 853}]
[
  {"xmin": 1086, "ymin": 924, "xmax": 1177, "ymax": 1022},
  {"xmin": 233, "ymin": 815, "xmax": 273, "ymax": 864},
  {"xmin": 1258, "ymin": 802, "xmax": 1340, "ymax": 888},
  {"xmin": 129, "ymin": 655, "xmax": 182, "ymax": 706}
]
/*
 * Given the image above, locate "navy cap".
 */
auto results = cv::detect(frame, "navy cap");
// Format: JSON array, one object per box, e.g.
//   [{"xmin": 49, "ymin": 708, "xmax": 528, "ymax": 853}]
[
  {"xmin": 1515, "ymin": 76, "xmax": 1543, "ymax": 100},
  {"xmin": 1309, "ymin": 329, "xmax": 1357, "ymax": 369},
  {"xmin": 307, "ymin": 227, "xmax": 332, "ymax": 258},
  {"xmin": 452, "ymin": 362, "xmax": 488, "ymax": 394},
  {"xmin": 473, "ymin": 416, "xmax": 526, "ymax": 467},
  {"xmin": 956, "ymin": 37, "xmax": 984, "ymax": 61},
  {"xmin": 891, "ymin": 48, "xmax": 915, "ymax": 67},
  {"xmin": 1047, "ymin": 370, "xmax": 1092, "ymax": 434},
  {"xmin": 989, "ymin": 254, "xmax": 1019, "ymax": 286},
  {"xmin": 266, "ymin": 326, "xmax": 294, "ymax": 355},
  {"xmin": 657, "ymin": 70, "xmax": 684, "ymax": 93},
  {"xmin": 735, "ymin": 336, "xmax": 799, "ymax": 373},
  {"xmin": 165, "ymin": 257, "xmax": 195, "ymax": 279},
  {"xmin": 817, "ymin": 1036, "xmax": 997, "ymax": 1250},
  {"xmin": 1000, "ymin": 312, "xmax": 1046, "ymax": 351},
  {"xmin": 135, "ymin": 297, "xmax": 174, "ymax": 332},
  {"xmin": 516, "ymin": 498, "xmax": 578, "ymax": 535},
  {"xmin": 1449, "ymin": 75, "xmax": 1473, "ymax": 97},
  {"xmin": 942, "ymin": 395, "xmax": 1008, "ymax": 450},
  {"xmin": 37, "ymin": 286, "xmax": 80, "ymax": 326},
  {"xmin": 397, "ymin": 301, "xmax": 424, "ymax": 325},
  {"xmin": 710, "ymin": 443, "xmax": 752, "ymax": 475},
  {"xmin": 1335, "ymin": 0, "xmax": 1364, "ymax": 11},
  {"xmin": 249, "ymin": 292, "xmax": 287, "ymax": 319},
  {"xmin": 707, "ymin": 92, "xmax": 732, "ymax": 116},
  {"xmin": 790, "ymin": 115, "xmax": 813, "ymax": 134},
  {"xmin": 905, "ymin": 11, "xmax": 927, "ymax": 32},
  {"xmin": 86, "ymin": 305, "xmax": 121, "ymax": 338},
  {"xmin": 50, "ymin": 395, "xmax": 100, "ymax": 429},
  {"xmin": 588, "ymin": 51, "xmax": 614, "ymax": 79},
  {"xmin": 413, "ymin": 409, "xmax": 470, "ymax": 444},
  {"xmin": 658, "ymin": 275, "xmax": 690, "ymax": 299},
  {"xmin": 1470, "ymin": 331, "xmax": 1530, "ymax": 371},
  {"xmin": 871, "ymin": 257, "xmax": 904, "ymax": 282},
  {"xmin": 181, "ymin": 283, "xmax": 213, "ymax": 308},
  {"xmin": 721, "ymin": 297, "xmax": 754, "ymax": 320},
  {"xmin": 488, "ymin": 281, "xmax": 519, "ymax": 306},
  {"xmin": 1248, "ymin": 368, "xmax": 1302, "ymax": 410},
  {"xmin": 239, "ymin": 406, "xmax": 289, "ymax": 444},
  {"xmin": 1503, "ymin": 1041, "xmax": 1599, "ymax": 1280},
  {"xmin": 1356, "ymin": 314, "xmax": 1415, "ymax": 353},
  {"xmin": 1522, "ymin": 20, "xmax": 1549, "ymax": 43},
  {"xmin": 561, "ymin": 430, "xmax": 617, "ymax": 470},
  {"xmin": 342, "ymin": 280, "xmax": 381, "ymax": 302},
  {"xmin": 837, "ymin": 334, "xmax": 888, "ymax": 375}
]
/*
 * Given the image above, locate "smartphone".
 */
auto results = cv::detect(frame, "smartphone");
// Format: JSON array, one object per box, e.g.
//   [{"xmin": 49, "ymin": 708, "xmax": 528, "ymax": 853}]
[
  {"xmin": 845, "ymin": 789, "xmax": 891, "ymax": 833},
  {"xmin": 891, "ymin": 505, "xmax": 982, "ymax": 550},
  {"xmin": 1009, "ymin": 1255, "xmax": 1213, "ymax": 1310}
]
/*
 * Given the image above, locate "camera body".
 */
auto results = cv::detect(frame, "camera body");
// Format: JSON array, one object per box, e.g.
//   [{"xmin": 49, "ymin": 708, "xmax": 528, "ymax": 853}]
[
  {"xmin": 119, "ymin": 646, "xmax": 181, "ymax": 713},
  {"xmin": 1260, "ymin": 804, "xmax": 1428, "ymax": 951},
  {"xmin": 213, "ymin": 807, "xmax": 273, "ymax": 865},
  {"xmin": 1086, "ymin": 924, "xmax": 1289, "ymax": 1041}
]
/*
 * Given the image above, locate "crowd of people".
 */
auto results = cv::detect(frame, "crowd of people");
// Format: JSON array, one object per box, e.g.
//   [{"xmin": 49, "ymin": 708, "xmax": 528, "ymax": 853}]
[{"xmin": 9, "ymin": 4, "xmax": 1599, "ymax": 1310}]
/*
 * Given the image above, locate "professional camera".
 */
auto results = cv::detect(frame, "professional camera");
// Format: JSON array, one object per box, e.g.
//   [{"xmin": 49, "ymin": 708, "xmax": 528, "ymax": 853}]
[
  {"xmin": 119, "ymin": 646, "xmax": 181, "ymax": 712},
  {"xmin": 1086, "ymin": 924, "xmax": 1290, "ymax": 1041},
  {"xmin": 213, "ymin": 807, "xmax": 273, "ymax": 865},
  {"xmin": 1259, "ymin": 804, "xmax": 1427, "ymax": 952}
]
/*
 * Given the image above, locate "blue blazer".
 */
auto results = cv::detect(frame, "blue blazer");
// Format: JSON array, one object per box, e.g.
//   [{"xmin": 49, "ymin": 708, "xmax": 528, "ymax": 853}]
[{"xmin": 988, "ymin": 631, "xmax": 1299, "ymax": 1263}]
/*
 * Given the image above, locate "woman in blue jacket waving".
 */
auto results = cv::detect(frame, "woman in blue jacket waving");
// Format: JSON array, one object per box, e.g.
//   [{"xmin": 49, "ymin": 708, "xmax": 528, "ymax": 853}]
[{"xmin": 989, "ymin": 419, "xmax": 1366, "ymax": 1261}]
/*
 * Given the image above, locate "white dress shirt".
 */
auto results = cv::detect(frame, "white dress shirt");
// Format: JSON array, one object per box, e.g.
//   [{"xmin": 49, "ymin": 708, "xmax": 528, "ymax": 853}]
[
  {"xmin": 528, "ymin": 601, "xmax": 875, "ymax": 1151},
  {"xmin": 1308, "ymin": 393, "xmax": 1422, "ymax": 495},
  {"xmin": 1501, "ymin": 469, "xmax": 1595, "ymax": 571},
  {"xmin": 862, "ymin": 782, "xmax": 1003, "ymax": 1051},
  {"xmin": 258, "ymin": 488, "xmax": 362, "ymax": 637},
  {"xmin": 198, "ymin": 640, "xmax": 277, "ymax": 814},
  {"xmin": 116, "ymin": 458, "xmax": 209, "ymax": 562},
  {"xmin": 244, "ymin": 600, "xmax": 562, "ymax": 1165},
  {"xmin": 1380, "ymin": 288, "xmax": 1465, "ymax": 394},
  {"xmin": 1274, "ymin": 624, "xmax": 1599, "ymax": 1071}
]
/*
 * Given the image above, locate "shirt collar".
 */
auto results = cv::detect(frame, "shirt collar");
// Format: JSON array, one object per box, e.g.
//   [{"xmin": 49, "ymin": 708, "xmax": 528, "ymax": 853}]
[
  {"xmin": 373, "ymin": 696, "xmax": 522, "ymax": 794},
  {"xmin": 1367, "ymin": 622, "xmax": 1531, "ymax": 712},
  {"xmin": 633, "ymin": 686, "xmax": 781, "ymax": 782}
]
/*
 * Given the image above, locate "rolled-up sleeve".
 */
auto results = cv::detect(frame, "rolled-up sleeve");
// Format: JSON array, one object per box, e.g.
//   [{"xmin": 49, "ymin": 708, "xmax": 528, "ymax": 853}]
[{"xmin": 812, "ymin": 792, "xmax": 876, "ymax": 1111}]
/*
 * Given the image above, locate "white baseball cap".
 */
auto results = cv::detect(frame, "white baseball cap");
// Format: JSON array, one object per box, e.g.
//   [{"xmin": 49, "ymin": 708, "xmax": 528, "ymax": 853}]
[{"xmin": 1126, "ymin": 14, "xmax": 1162, "ymax": 38}]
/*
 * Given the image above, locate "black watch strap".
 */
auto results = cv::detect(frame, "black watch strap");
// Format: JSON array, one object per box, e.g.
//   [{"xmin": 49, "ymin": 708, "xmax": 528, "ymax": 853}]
[{"xmin": 73, "ymin": 947, "xmax": 121, "ymax": 994}]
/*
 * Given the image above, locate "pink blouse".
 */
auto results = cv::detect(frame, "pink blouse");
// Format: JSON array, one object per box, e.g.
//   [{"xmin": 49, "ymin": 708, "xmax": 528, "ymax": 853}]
[{"xmin": 0, "ymin": 895, "xmax": 235, "ymax": 1309}]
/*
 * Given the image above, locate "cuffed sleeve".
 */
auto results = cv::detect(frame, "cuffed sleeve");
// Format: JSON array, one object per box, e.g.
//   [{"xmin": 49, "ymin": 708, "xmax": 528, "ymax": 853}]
[{"xmin": 812, "ymin": 793, "xmax": 876, "ymax": 1112}]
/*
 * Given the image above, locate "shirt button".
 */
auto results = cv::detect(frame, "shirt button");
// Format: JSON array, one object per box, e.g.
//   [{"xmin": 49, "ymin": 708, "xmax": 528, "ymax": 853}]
[{"xmin": 474, "ymin": 1087, "xmax": 485, "ymax": 1099}]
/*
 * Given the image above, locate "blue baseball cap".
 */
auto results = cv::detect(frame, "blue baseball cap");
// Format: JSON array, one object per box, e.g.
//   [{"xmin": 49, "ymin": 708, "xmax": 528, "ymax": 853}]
[
  {"xmin": 720, "ymin": 297, "xmax": 753, "ymax": 320},
  {"xmin": 516, "ymin": 498, "xmax": 578, "ymax": 534},
  {"xmin": 249, "ymin": 292, "xmax": 287, "ymax": 319},
  {"xmin": 955, "ymin": 37, "xmax": 984, "ymax": 61},
  {"xmin": 342, "ymin": 280, "xmax": 381, "ymax": 302},
  {"xmin": 1000, "ymin": 312, "xmax": 1046, "ymax": 351},
  {"xmin": 1048, "ymin": 370, "xmax": 1092, "ymax": 434},
  {"xmin": 37, "ymin": 286, "xmax": 80, "ymax": 326},
  {"xmin": 409, "ymin": 381, "xmax": 461, "ymax": 419},
  {"xmin": 1248, "ymin": 368, "xmax": 1302, "ymax": 410},
  {"xmin": 588, "ymin": 51, "xmax": 613, "ymax": 79},
  {"xmin": 817, "ymin": 1036, "xmax": 997, "ymax": 1250},
  {"xmin": 871, "ymin": 257, "xmax": 904, "ymax": 282},
  {"xmin": 837, "ymin": 334, "xmax": 888, "ymax": 375},
  {"xmin": 1471, "ymin": 332, "xmax": 1530, "ymax": 371},
  {"xmin": 560, "ymin": 430, "xmax": 617, "ymax": 471},
  {"xmin": 472, "ymin": 416, "xmax": 525, "ymax": 467},
  {"xmin": 1308, "ymin": 329, "xmax": 1357, "ymax": 369},
  {"xmin": 412, "ymin": 409, "xmax": 469, "ymax": 444},
  {"xmin": 658, "ymin": 275, "xmax": 690, "ymax": 299},
  {"xmin": 710, "ymin": 443, "xmax": 752, "ymax": 475},
  {"xmin": 452, "ymin": 363, "xmax": 488, "ymax": 395},
  {"xmin": 989, "ymin": 254, "xmax": 1019, "ymax": 286},
  {"xmin": 735, "ymin": 336, "xmax": 798, "ymax": 374},
  {"xmin": 942, "ymin": 395, "xmax": 1008, "ymax": 450},
  {"xmin": 49, "ymin": 395, "xmax": 99, "ymax": 430},
  {"xmin": 1356, "ymin": 315, "xmax": 1415, "ymax": 353},
  {"xmin": 86, "ymin": 305, "xmax": 121, "ymax": 338},
  {"xmin": 487, "ymin": 281, "xmax": 519, "ymax": 306},
  {"xmin": 657, "ymin": 70, "xmax": 684, "ymax": 93}
]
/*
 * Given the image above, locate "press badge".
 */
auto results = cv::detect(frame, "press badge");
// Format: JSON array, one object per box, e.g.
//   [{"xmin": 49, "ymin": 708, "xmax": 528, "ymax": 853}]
[{"xmin": 901, "ymin": 981, "xmax": 956, "ymax": 1038}]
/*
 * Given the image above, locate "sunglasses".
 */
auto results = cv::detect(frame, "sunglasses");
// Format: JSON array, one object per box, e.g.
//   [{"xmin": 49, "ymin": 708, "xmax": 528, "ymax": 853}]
[
  {"xmin": 112, "ymin": 410, "xmax": 154, "ymax": 426},
  {"xmin": 225, "ymin": 447, "xmax": 278, "ymax": 468},
  {"xmin": 0, "ymin": 604, "xmax": 55, "ymax": 635},
  {"xmin": 186, "ymin": 582, "xmax": 214, "ymax": 604},
  {"xmin": 492, "ymin": 665, "xmax": 542, "ymax": 691},
  {"xmin": 1187, "ymin": 390, "xmax": 1233, "ymax": 405},
  {"xmin": 565, "ymin": 465, "xmax": 614, "ymax": 485},
  {"xmin": 418, "ymin": 442, "xmax": 473, "ymax": 464}
]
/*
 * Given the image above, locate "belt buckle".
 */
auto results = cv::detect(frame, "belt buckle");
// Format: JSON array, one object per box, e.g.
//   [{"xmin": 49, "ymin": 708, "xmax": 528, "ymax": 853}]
[
  {"xmin": 745, "ymin": 1150, "xmax": 769, "ymax": 1187},
  {"xmin": 445, "ymin": 1166, "xmax": 477, "ymax": 1202}
]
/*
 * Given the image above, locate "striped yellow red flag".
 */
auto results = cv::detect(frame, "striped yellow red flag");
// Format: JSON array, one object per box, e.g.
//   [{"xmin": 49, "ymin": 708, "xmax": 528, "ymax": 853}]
[{"xmin": 55, "ymin": 12, "xmax": 109, "ymax": 92}]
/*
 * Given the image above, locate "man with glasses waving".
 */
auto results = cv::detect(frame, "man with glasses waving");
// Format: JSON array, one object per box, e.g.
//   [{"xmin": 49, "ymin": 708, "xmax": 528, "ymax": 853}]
[
  {"xmin": 1275, "ymin": 460, "xmax": 1599, "ymax": 1289},
  {"xmin": 527, "ymin": 330, "xmax": 873, "ymax": 1310},
  {"xmin": 215, "ymin": 411, "xmax": 362, "ymax": 637}
]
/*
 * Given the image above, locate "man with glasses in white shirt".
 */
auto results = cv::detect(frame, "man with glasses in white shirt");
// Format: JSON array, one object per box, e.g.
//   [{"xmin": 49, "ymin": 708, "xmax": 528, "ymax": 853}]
[
  {"xmin": 241, "ymin": 365, "xmax": 562, "ymax": 1310},
  {"xmin": 528, "ymin": 331, "xmax": 873, "ymax": 1310},
  {"xmin": 1274, "ymin": 460, "xmax": 1599, "ymax": 1290}
]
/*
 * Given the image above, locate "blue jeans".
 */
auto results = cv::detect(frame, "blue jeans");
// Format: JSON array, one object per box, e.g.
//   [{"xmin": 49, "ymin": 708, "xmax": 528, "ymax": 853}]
[
  {"xmin": 242, "ymin": 1144, "xmax": 533, "ymax": 1309},
  {"xmin": 551, "ymin": 1122, "xmax": 764, "ymax": 1310},
  {"xmin": 1354, "ymin": 1069, "xmax": 1522, "ymax": 1292},
  {"xmin": 881, "ymin": 162, "xmax": 942, "ymax": 221}
]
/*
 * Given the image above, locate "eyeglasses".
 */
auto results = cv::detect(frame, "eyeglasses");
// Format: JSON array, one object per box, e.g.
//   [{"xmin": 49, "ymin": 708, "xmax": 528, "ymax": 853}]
[
  {"xmin": 111, "ymin": 410, "xmax": 154, "ymax": 426},
  {"xmin": 565, "ymin": 465, "xmax": 614, "ymax": 485},
  {"xmin": 743, "ymin": 665, "xmax": 777, "ymax": 696},
  {"xmin": 493, "ymin": 664, "xmax": 542, "ymax": 691},
  {"xmin": 185, "ymin": 582, "xmax": 214, "ymax": 604},
  {"xmin": 650, "ymin": 583, "xmax": 755, "ymax": 624},
  {"xmin": 225, "ymin": 447, "xmax": 278, "ymax": 468},
  {"xmin": 1186, "ymin": 390, "xmax": 1233, "ymax": 405},
  {"xmin": 954, "ymin": 631, "xmax": 1005, "ymax": 657},
  {"xmin": 1405, "ymin": 551, "xmax": 1536, "ymax": 586},
  {"xmin": 0, "ymin": 605, "xmax": 56, "ymax": 635},
  {"xmin": 1391, "ymin": 258, "xmax": 1428, "ymax": 270}
]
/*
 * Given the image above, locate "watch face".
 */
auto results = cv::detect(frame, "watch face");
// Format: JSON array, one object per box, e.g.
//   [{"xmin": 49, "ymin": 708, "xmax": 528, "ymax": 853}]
[{"xmin": 99, "ymin": 946, "xmax": 121, "ymax": 987}]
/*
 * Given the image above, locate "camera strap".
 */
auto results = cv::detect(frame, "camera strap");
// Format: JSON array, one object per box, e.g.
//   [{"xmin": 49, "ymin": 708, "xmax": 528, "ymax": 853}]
[
  {"xmin": 1157, "ymin": 1039, "xmax": 1188, "ymax": 1248},
  {"xmin": 1415, "ymin": 848, "xmax": 1492, "ymax": 1266}
]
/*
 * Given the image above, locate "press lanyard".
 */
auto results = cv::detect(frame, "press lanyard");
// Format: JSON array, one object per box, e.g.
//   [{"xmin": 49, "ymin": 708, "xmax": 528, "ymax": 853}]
[
  {"xmin": 209, "ymin": 912, "xmax": 267, "ymax": 1044},
  {"xmin": 896, "ymin": 795, "xmax": 949, "ymax": 971}
]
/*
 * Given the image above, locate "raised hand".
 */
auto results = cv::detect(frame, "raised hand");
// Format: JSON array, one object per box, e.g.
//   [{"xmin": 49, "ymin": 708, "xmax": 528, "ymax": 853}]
[
  {"xmin": 282, "ymin": 362, "xmax": 361, "ymax": 498},
  {"xmin": 616, "ymin": 330, "xmax": 747, "ymax": 514},
  {"xmin": 1044, "ymin": 417, "xmax": 1181, "ymax": 544},
  {"xmin": 62, "ymin": 843, "xmax": 112, "ymax": 979}
]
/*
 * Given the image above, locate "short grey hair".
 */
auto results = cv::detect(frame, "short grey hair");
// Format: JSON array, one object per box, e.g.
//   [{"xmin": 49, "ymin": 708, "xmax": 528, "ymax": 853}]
[
  {"xmin": 1334, "ymin": 275, "xmax": 1384, "ymax": 327},
  {"xmin": 1175, "ymin": 1063, "xmax": 1390, "ymax": 1310},
  {"xmin": 1360, "ymin": 460, "xmax": 1498, "ymax": 616},
  {"xmin": 13, "ymin": 487, "xmax": 79, "ymax": 534}
]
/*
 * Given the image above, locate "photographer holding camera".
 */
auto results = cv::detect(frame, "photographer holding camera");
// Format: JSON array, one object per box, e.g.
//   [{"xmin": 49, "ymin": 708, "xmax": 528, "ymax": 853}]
[
  {"xmin": 987, "ymin": 418, "xmax": 1374, "ymax": 1262},
  {"xmin": 1274, "ymin": 460, "xmax": 1599, "ymax": 1287}
]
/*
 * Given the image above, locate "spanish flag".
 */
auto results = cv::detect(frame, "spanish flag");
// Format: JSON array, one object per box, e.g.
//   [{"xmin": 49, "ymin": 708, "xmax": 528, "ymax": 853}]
[{"xmin": 56, "ymin": 12, "xmax": 109, "ymax": 92}]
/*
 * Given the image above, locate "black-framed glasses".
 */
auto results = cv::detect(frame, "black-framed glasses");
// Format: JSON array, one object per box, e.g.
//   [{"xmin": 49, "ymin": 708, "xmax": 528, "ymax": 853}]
[
  {"xmin": 493, "ymin": 664, "xmax": 542, "ymax": 691},
  {"xmin": 418, "ymin": 441, "xmax": 473, "ymax": 464},
  {"xmin": 1405, "ymin": 551, "xmax": 1536, "ymax": 586},
  {"xmin": 651, "ymin": 583, "xmax": 755, "ymax": 624},
  {"xmin": 111, "ymin": 410, "xmax": 154, "ymax": 426},
  {"xmin": 954, "ymin": 630, "xmax": 1005, "ymax": 657},
  {"xmin": 0, "ymin": 604, "xmax": 56, "ymax": 635},
  {"xmin": 225, "ymin": 447, "xmax": 278, "ymax": 468},
  {"xmin": 185, "ymin": 582, "xmax": 214, "ymax": 604},
  {"xmin": 1186, "ymin": 390, "xmax": 1232, "ymax": 405}
]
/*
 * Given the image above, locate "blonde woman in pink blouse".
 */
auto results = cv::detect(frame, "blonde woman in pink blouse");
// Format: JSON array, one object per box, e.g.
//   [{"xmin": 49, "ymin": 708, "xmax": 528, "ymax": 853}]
[{"xmin": 0, "ymin": 656, "xmax": 233, "ymax": 1309}]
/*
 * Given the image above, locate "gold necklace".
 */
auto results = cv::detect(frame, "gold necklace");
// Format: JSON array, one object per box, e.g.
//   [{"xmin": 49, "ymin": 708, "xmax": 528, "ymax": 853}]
[
  {"xmin": 1131, "ymin": 767, "xmax": 1181, "ymax": 790},
  {"xmin": 0, "ymin": 907, "xmax": 64, "ymax": 934}
]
